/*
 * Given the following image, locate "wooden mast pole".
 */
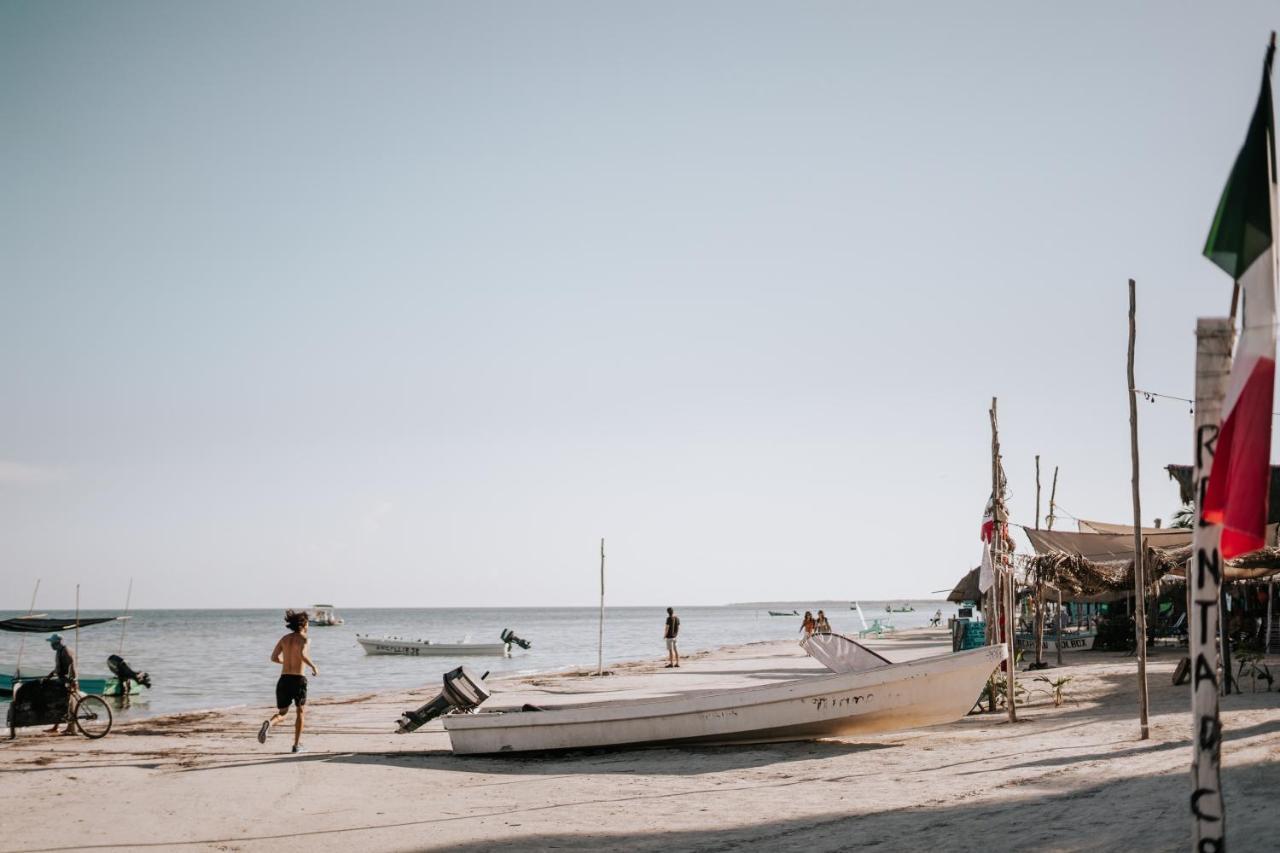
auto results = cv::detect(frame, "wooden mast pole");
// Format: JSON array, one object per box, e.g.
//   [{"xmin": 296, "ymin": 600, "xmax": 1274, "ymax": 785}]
[
  {"xmin": 1048, "ymin": 465, "xmax": 1063, "ymax": 666},
  {"xmin": 1190, "ymin": 317, "xmax": 1232, "ymax": 848},
  {"xmin": 597, "ymin": 538, "xmax": 605, "ymax": 676},
  {"xmin": 13, "ymin": 579, "xmax": 40, "ymax": 680},
  {"xmin": 991, "ymin": 398, "xmax": 1016, "ymax": 722},
  {"xmin": 1128, "ymin": 278, "xmax": 1151, "ymax": 740}
]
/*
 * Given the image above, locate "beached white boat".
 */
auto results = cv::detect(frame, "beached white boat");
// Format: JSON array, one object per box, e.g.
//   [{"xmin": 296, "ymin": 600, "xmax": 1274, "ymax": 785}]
[
  {"xmin": 356, "ymin": 635, "xmax": 510, "ymax": 657},
  {"xmin": 310, "ymin": 605, "xmax": 344, "ymax": 627},
  {"xmin": 442, "ymin": 643, "xmax": 1005, "ymax": 754}
]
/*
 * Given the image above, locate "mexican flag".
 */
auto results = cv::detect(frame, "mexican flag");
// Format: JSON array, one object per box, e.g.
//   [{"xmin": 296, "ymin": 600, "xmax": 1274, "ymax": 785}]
[{"xmin": 1202, "ymin": 39, "xmax": 1278, "ymax": 559}]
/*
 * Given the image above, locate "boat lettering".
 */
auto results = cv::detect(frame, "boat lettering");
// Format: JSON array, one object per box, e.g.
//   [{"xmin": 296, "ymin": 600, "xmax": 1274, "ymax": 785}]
[{"xmin": 811, "ymin": 693, "xmax": 872, "ymax": 711}]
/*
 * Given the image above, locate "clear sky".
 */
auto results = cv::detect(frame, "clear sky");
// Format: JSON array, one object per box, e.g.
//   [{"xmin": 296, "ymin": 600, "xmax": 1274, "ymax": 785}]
[{"xmin": 2, "ymin": 2, "xmax": 1277, "ymax": 609}]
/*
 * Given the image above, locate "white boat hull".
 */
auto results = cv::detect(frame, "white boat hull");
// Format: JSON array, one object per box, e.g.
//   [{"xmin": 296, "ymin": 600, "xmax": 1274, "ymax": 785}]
[
  {"xmin": 444, "ymin": 645, "xmax": 1005, "ymax": 754},
  {"xmin": 356, "ymin": 636, "xmax": 509, "ymax": 657}
]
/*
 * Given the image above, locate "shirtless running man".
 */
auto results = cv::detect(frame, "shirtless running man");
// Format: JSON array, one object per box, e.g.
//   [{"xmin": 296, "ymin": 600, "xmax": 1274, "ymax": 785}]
[{"xmin": 257, "ymin": 609, "xmax": 318, "ymax": 753}]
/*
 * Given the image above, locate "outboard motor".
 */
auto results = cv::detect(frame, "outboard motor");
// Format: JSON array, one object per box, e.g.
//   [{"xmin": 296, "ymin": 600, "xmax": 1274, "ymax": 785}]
[
  {"xmin": 397, "ymin": 666, "xmax": 492, "ymax": 734},
  {"xmin": 500, "ymin": 628, "xmax": 532, "ymax": 650},
  {"xmin": 107, "ymin": 654, "xmax": 152, "ymax": 690}
]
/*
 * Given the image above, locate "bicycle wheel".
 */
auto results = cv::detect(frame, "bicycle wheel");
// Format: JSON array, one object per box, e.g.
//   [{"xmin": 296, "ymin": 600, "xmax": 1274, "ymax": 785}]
[{"xmin": 73, "ymin": 694, "xmax": 113, "ymax": 739}]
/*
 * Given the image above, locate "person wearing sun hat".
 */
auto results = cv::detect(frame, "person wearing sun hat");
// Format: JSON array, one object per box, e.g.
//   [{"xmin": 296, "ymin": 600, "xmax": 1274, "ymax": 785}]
[{"xmin": 44, "ymin": 634, "xmax": 78, "ymax": 735}]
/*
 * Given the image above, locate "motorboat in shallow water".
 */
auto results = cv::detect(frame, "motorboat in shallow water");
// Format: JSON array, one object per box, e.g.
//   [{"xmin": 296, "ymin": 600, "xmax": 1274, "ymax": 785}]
[
  {"xmin": 310, "ymin": 605, "xmax": 344, "ymax": 627},
  {"xmin": 357, "ymin": 629, "xmax": 531, "ymax": 657},
  {"xmin": 438, "ymin": 636, "xmax": 1005, "ymax": 754}
]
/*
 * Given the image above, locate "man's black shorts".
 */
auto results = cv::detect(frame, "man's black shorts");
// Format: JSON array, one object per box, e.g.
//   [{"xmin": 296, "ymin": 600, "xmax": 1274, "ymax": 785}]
[{"xmin": 275, "ymin": 674, "xmax": 308, "ymax": 710}]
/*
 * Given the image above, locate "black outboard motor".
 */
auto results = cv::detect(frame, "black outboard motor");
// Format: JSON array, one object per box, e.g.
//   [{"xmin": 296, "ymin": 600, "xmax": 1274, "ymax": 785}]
[
  {"xmin": 397, "ymin": 666, "xmax": 492, "ymax": 734},
  {"xmin": 500, "ymin": 629, "xmax": 532, "ymax": 650},
  {"xmin": 107, "ymin": 654, "xmax": 152, "ymax": 690}
]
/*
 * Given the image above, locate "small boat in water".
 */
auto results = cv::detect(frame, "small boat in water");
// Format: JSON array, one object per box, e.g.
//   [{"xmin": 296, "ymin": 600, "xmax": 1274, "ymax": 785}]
[
  {"xmin": 768, "ymin": 610, "xmax": 799, "ymax": 617},
  {"xmin": 440, "ymin": 640, "xmax": 1005, "ymax": 754},
  {"xmin": 310, "ymin": 605, "xmax": 344, "ymax": 627},
  {"xmin": 0, "ymin": 614, "xmax": 147, "ymax": 698},
  {"xmin": 356, "ymin": 633, "xmax": 516, "ymax": 657}
]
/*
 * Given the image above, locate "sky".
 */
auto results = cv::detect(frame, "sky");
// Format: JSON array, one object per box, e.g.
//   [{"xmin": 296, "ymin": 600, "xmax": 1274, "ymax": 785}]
[{"xmin": 1, "ymin": 1, "xmax": 1278, "ymax": 609}]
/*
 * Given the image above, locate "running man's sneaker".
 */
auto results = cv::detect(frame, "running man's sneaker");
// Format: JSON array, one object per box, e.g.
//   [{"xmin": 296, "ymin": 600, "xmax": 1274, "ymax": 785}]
[
  {"xmin": 292, "ymin": 744, "xmax": 305, "ymax": 754},
  {"xmin": 257, "ymin": 720, "xmax": 271, "ymax": 744}
]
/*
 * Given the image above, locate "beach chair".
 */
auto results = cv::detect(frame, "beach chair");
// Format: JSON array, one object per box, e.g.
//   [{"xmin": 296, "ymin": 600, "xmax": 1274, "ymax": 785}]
[{"xmin": 858, "ymin": 618, "xmax": 896, "ymax": 639}]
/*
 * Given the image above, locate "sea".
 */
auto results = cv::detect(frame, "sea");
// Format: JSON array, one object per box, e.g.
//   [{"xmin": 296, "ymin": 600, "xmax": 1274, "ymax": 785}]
[{"xmin": 0, "ymin": 600, "xmax": 953, "ymax": 721}]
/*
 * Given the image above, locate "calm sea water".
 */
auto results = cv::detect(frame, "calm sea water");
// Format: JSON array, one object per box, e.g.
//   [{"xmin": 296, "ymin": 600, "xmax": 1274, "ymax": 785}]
[{"xmin": 0, "ymin": 600, "xmax": 953, "ymax": 720}]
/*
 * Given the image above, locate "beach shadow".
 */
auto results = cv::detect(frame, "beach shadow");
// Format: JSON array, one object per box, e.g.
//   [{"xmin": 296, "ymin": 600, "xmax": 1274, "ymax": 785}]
[{"xmin": 22, "ymin": 756, "xmax": 1278, "ymax": 852}]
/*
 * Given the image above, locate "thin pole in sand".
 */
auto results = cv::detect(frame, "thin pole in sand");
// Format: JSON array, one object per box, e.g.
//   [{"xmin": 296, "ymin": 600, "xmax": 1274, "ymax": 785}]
[
  {"xmin": 990, "ymin": 398, "xmax": 1015, "ymax": 722},
  {"xmin": 1034, "ymin": 456, "xmax": 1045, "ymax": 669},
  {"xmin": 119, "ymin": 577, "xmax": 134, "ymax": 654},
  {"xmin": 14, "ymin": 578, "xmax": 41, "ymax": 680},
  {"xmin": 1055, "ymin": 588, "xmax": 1063, "ymax": 667},
  {"xmin": 597, "ymin": 538, "xmax": 605, "ymax": 676},
  {"xmin": 1189, "ymin": 317, "xmax": 1232, "ymax": 848},
  {"xmin": 1127, "ymin": 278, "xmax": 1150, "ymax": 740}
]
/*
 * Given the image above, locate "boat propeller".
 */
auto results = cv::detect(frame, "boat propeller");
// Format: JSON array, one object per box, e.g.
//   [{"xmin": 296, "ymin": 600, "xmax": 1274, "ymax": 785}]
[
  {"xmin": 500, "ymin": 629, "xmax": 531, "ymax": 650},
  {"xmin": 397, "ymin": 666, "xmax": 492, "ymax": 734},
  {"xmin": 106, "ymin": 654, "xmax": 152, "ymax": 689}
]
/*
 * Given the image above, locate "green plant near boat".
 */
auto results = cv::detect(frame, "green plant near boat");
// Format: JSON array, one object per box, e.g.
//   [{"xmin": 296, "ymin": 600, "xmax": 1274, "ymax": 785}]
[{"xmin": 1033, "ymin": 674, "xmax": 1074, "ymax": 707}]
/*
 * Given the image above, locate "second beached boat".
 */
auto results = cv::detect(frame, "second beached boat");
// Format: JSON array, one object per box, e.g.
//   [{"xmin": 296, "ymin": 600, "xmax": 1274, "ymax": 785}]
[{"xmin": 441, "ymin": 643, "xmax": 1005, "ymax": 754}]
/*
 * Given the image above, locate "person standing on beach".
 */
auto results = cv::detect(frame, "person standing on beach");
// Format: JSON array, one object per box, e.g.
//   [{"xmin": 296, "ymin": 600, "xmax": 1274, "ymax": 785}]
[
  {"xmin": 258, "ymin": 610, "xmax": 318, "ymax": 753},
  {"xmin": 663, "ymin": 607, "xmax": 680, "ymax": 668},
  {"xmin": 44, "ymin": 634, "xmax": 78, "ymax": 735},
  {"xmin": 800, "ymin": 611, "xmax": 816, "ymax": 637},
  {"xmin": 815, "ymin": 610, "xmax": 831, "ymax": 634}
]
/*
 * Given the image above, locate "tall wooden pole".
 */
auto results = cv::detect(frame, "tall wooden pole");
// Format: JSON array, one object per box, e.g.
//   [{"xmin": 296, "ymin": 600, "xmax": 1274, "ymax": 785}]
[
  {"xmin": 1127, "ymin": 279, "xmax": 1151, "ymax": 740},
  {"xmin": 991, "ymin": 398, "xmax": 1016, "ymax": 722},
  {"xmin": 1033, "ymin": 456, "xmax": 1045, "ymax": 667},
  {"xmin": 1190, "ymin": 317, "xmax": 1232, "ymax": 849},
  {"xmin": 597, "ymin": 538, "xmax": 605, "ymax": 676},
  {"xmin": 1047, "ymin": 466, "xmax": 1059, "ymax": 530}
]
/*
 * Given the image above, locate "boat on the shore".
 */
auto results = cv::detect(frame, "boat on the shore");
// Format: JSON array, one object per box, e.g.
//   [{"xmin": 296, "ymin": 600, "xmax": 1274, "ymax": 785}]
[
  {"xmin": 310, "ymin": 605, "xmax": 344, "ymax": 627},
  {"xmin": 441, "ymin": 643, "xmax": 1005, "ymax": 754},
  {"xmin": 356, "ymin": 634, "xmax": 511, "ymax": 657}
]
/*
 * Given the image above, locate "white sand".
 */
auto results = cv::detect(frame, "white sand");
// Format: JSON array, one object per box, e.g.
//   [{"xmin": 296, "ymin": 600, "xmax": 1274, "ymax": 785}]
[{"xmin": 2, "ymin": 629, "xmax": 1278, "ymax": 852}]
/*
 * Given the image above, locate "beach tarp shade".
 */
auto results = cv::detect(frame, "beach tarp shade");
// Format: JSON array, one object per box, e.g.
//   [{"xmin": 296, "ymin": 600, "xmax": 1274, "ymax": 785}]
[
  {"xmin": 0, "ymin": 616, "xmax": 121, "ymax": 633},
  {"xmin": 1077, "ymin": 519, "xmax": 1172, "ymax": 535},
  {"xmin": 1024, "ymin": 527, "xmax": 1192, "ymax": 560},
  {"xmin": 948, "ymin": 567, "xmax": 981, "ymax": 603}
]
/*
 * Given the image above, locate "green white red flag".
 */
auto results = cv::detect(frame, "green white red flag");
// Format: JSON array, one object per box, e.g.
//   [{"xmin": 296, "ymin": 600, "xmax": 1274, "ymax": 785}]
[{"xmin": 1202, "ymin": 39, "xmax": 1278, "ymax": 559}]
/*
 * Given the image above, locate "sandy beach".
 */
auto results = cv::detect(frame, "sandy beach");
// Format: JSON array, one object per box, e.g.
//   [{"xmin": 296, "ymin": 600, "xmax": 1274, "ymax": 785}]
[{"xmin": 2, "ymin": 629, "xmax": 1278, "ymax": 853}]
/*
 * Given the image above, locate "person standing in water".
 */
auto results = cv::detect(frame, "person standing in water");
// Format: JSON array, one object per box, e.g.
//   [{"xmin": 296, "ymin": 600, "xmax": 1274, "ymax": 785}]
[
  {"xmin": 258, "ymin": 610, "xmax": 318, "ymax": 753},
  {"xmin": 663, "ymin": 607, "xmax": 680, "ymax": 668},
  {"xmin": 814, "ymin": 610, "xmax": 832, "ymax": 634}
]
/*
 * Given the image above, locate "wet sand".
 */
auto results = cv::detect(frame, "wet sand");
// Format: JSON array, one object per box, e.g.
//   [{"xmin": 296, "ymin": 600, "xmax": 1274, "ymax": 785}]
[{"xmin": 2, "ymin": 629, "xmax": 1278, "ymax": 852}]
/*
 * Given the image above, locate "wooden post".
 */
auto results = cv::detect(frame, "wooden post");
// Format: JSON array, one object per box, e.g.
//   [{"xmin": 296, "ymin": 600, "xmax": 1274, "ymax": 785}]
[
  {"xmin": 991, "ymin": 398, "xmax": 1016, "ymax": 722},
  {"xmin": 1047, "ymin": 466, "xmax": 1059, "ymax": 531},
  {"xmin": 1267, "ymin": 579, "xmax": 1274, "ymax": 654},
  {"xmin": 1128, "ymin": 279, "xmax": 1151, "ymax": 741},
  {"xmin": 119, "ymin": 577, "xmax": 134, "ymax": 654},
  {"xmin": 1031, "ymin": 456, "xmax": 1044, "ymax": 669},
  {"xmin": 1190, "ymin": 317, "xmax": 1232, "ymax": 848},
  {"xmin": 1055, "ymin": 588, "xmax": 1063, "ymax": 666},
  {"xmin": 597, "ymin": 538, "xmax": 605, "ymax": 676}
]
